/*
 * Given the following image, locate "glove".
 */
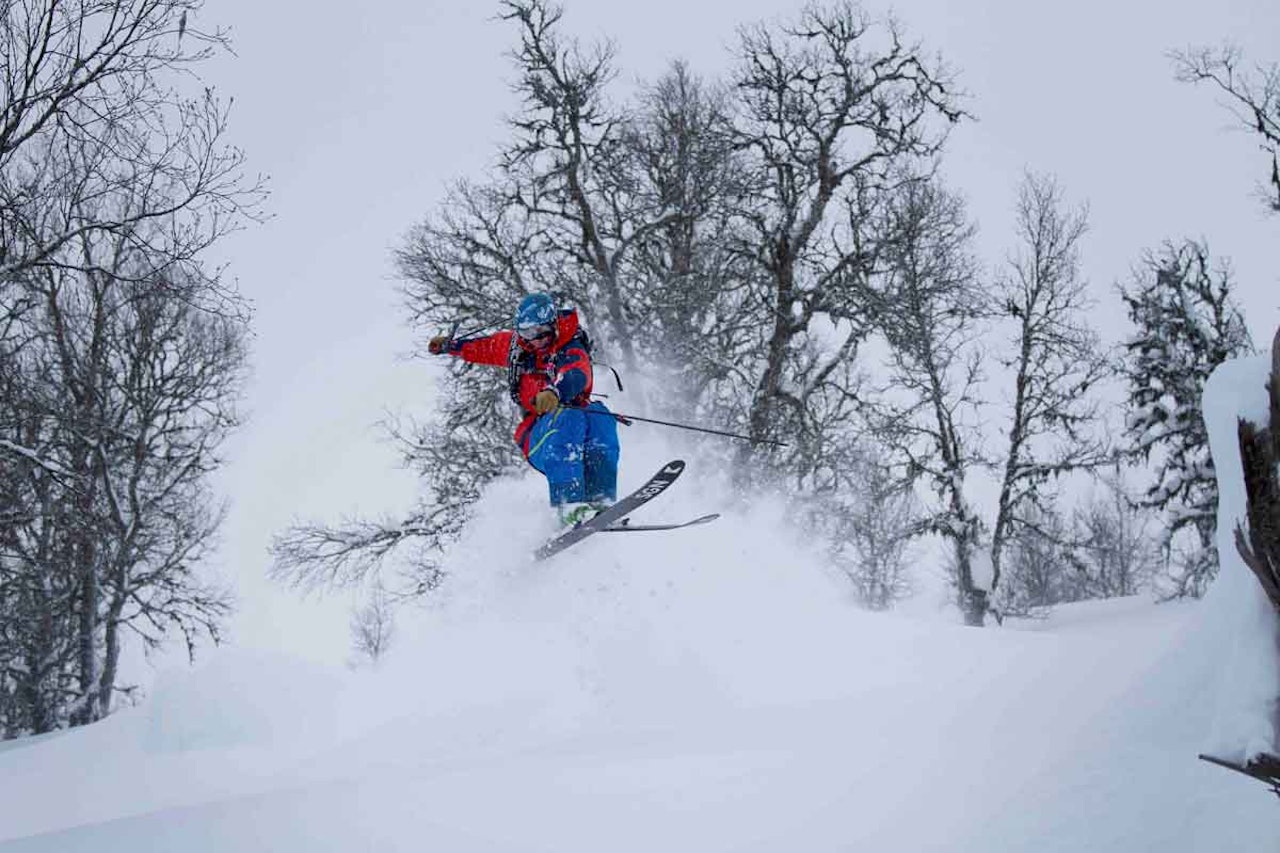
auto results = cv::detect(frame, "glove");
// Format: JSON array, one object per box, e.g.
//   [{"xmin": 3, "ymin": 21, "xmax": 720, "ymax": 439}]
[
  {"xmin": 427, "ymin": 335, "xmax": 451, "ymax": 355},
  {"xmin": 533, "ymin": 388, "xmax": 560, "ymax": 415}
]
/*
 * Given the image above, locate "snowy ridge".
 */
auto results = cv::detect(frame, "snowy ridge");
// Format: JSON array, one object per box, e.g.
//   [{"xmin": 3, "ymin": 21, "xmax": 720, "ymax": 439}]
[{"xmin": 0, "ymin": 436, "xmax": 1278, "ymax": 850}]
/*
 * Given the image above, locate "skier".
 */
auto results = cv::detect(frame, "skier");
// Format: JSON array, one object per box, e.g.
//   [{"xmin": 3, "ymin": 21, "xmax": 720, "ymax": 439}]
[{"xmin": 428, "ymin": 293, "xmax": 620, "ymax": 527}]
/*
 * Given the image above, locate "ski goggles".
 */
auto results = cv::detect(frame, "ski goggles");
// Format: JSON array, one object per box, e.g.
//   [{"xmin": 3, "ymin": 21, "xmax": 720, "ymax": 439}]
[{"xmin": 517, "ymin": 322, "xmax": 555, "ymax": 344}]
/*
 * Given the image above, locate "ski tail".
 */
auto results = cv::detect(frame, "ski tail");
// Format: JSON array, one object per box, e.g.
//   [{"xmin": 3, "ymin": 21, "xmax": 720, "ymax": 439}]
[{"xmin": 601, "ymin": 513, "xmax": 720, "ymax": 533}]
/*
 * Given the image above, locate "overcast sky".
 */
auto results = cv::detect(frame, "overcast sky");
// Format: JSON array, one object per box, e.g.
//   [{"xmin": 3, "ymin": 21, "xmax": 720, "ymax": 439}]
[{"xmin": 182, "ymin": 0, "xmax": 1278, "ymax": 666}]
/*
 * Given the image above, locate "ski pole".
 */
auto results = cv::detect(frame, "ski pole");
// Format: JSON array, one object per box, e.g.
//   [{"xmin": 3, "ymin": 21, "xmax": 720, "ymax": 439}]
[
  {"xmin": 566, "ymin": 405, "xmax": 788, "ymax": 448},
  {"xmin": 448, "ymin": 321, "xmax": 495, "ymax": 341},
  {"xmin": 440, "ymin": 309, "xmax": 512, "ymax": 342}
]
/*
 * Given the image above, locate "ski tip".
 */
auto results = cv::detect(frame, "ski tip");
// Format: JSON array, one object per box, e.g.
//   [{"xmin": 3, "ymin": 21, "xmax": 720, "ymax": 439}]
[{"xmin": 1198, "ymin": 752, "xmax": 1280, "ymax": 792}]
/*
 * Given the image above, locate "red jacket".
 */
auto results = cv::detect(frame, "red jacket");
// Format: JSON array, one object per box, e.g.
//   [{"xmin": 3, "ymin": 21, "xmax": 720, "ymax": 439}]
[{"xmin": 445, "ymin": 309, "xmax": 594, "ymax": 453}]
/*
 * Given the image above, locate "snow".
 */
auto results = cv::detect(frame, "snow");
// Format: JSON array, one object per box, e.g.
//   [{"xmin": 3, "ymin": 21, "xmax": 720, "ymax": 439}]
[
  {"xmin": 1199, "ymin": 354, "xmax": 1280, "ymax": 763},
  {"xmin": 1, "ymin": 432, "xmax": 1279, "ymax": 849}
]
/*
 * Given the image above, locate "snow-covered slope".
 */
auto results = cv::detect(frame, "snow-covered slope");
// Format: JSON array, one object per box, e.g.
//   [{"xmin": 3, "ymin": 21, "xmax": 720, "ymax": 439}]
[{"xmin": 1, "ymin": 437, "xmax": 1277, "ymax": 850}]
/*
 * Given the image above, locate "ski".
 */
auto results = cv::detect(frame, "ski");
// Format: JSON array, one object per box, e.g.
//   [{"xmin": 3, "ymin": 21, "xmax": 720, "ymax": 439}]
[
  {"xmin": 1198, "ymin": 752, "xmax": 1280, "ymax": 797},
  {"xmin": 534, "ymin": 460, "xmax": 686, "ymax": 561},
  {"xmin": 601, "ymin": 513, "xmax": 720, "ymax": 533}
]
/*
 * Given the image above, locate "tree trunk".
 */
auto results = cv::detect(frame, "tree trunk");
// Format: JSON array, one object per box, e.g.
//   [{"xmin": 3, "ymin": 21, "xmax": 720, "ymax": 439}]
[
  {"xmin": 69, "ymin": 424, "xmax": 102, "ymax": 727},
  {"xmin": 747, "ymin": 247, "xmax": 795, "ymax": 448},
  {"xmin": 25, "ymin": 581, "xmax": 57, "ymax": 734},
  {"xmin": 97, "ymin": 591, "xmax": 127, "ymax": 719},
  {"xmin": 990, "ymin": 316, "xmax": 1036, "ymax": 601},
  {"xmin": 1233, "ymin": 324, "xmax": 1280, "ymax": 613},
  {"xmin": 73, "ymin": 547, "xmax": 98, "ymax": 725},
  {"xmin": 961, "ymin": 587, "xmax": 990, "ymax": 627},
  {"xmin": 952, "ymin": 535, "xmax": 988, "ymax": 627}
]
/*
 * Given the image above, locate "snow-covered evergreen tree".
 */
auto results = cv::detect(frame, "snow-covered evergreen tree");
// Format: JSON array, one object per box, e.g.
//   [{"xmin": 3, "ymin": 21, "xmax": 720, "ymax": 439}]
[{"xmin": 1121, "ymin": 239, "xmax": 1253, "ymax": 597}]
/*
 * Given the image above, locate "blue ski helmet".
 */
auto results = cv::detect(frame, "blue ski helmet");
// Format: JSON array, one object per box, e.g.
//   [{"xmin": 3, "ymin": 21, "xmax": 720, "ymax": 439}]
[{"xmin": 515, "ymin": 293, "xmax": 557, "ymax": 331}]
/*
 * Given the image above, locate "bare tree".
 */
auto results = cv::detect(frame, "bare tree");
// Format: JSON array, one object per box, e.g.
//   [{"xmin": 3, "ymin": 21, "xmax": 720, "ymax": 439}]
[
  {"xmin": 995, "ymin": 502, "xmax": 1076, "ymax": 618},
  {"xmin": 988, "ymin": 173, "xmax": 1111, "ymax": 606},
  {"xmin": 1, "ymin": 240, "xmax": 245, "ymax": 732},
  {"xmin": 1070, "ymin": 469, "xmax": 1161, "ymax": 600},
  {"xmin": 0, "ymin": 0, "xmax": 260, "ymax": 736},
  {"xmin": 0, "ymin": 0, "xmax": 261, "ymax": 499},
  {"xmin": 497, "ymin": 0, "xmax": 685, "ymax": 371},
  {"xmin": 729, "ymin": 2, "xmax": 965, "ymax": 457},
  {"xmin": 997, "ymin": 467, "xmax": 1162, "ymax": 617},
  {"xmin": 1173, "ymin": 45, "xmax": 1280, "ymax": 213},
  {"xmin": 869, "ymin": 177, "xmax": 990, "ymax": 625},
  {"xmin": 621, "ymin": 61, "xmax": 753, "ymax": 424},
  {"xmin": 805, "ymin": 444, "xmax": 918, "ymax": 610},
  {"xmin": 0, "ymin": 0, "xmax": 261, "ymax": 283},
  {"xmin": 349, "ymin": 584, "xmax": 395, "ymax": 667}
]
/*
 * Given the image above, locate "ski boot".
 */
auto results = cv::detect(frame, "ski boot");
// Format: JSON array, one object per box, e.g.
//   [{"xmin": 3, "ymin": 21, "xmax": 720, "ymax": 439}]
[{"xmin": 557, "ymin": 501, "xmax": 613, "ymax": 528}]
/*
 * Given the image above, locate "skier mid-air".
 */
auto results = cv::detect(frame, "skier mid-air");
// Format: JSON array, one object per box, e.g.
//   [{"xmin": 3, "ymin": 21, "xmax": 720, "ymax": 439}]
[{"xmin": 428, "ymin": 293, "xmax": 620, "ymax": 528}]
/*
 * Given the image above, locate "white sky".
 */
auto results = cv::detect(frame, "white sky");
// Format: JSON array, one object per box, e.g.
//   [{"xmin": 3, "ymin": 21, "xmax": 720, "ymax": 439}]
[{"xmin": 185, "ymin": 0, "xmax": 1278, "ymax": 667}]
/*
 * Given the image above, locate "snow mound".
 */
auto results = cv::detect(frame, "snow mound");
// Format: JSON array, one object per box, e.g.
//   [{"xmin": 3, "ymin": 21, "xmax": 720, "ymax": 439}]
[{"xmin": 1200, "ymin": 354, "xmax": 1280, "ymax": 761}]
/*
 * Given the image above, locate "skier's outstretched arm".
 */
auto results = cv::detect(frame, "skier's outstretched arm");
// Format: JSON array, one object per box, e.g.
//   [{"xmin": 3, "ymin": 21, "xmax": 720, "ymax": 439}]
[{"xmin": 427, "ymin": 331, "xmax": 513, "ymax": 367}]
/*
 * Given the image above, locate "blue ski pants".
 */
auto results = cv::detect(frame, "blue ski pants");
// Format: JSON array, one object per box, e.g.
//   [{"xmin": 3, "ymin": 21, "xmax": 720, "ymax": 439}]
[{"xmin": 526, "ymin": 401, "xmax": 620, "ymax": 506}]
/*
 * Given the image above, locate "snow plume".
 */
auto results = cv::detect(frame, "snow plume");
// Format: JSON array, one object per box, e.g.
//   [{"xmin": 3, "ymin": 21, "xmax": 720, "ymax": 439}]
[
  {"xmin": 1200, "ymin": 354, "xmax": 1280, "ymax": 761},
  {"xmin": 403, "ymin": 432, "xmax": 860, "ymax": 725}
]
